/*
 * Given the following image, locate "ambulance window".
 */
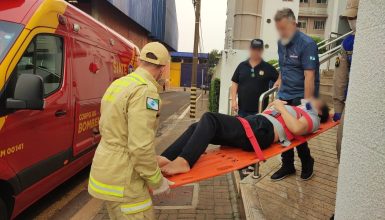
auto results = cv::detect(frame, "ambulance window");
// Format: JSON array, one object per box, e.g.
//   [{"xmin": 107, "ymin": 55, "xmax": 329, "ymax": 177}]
[
  {"xmin": 14, "ymin": 35, "xmax": 63, "ymax": 97},
  {"xmin": 0, "ymin": 21, "xmax": 23, "ymax": 63}
]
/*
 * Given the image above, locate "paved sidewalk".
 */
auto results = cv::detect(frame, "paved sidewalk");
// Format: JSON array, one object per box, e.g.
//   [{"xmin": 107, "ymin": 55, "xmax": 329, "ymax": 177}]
[{"xmin": 93, "ymin": 92, "xmax": 242, "ymax": 220}]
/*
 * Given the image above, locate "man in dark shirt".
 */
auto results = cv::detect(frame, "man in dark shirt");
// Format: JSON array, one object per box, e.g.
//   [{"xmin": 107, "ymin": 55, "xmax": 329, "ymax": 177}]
[
  {"xmin": 231, "ymin": 39, "xmax": 279, "ymax": 117},
  {"xmin": 271, "ymin": 8, "xmax": 320, "ymax": 181}
]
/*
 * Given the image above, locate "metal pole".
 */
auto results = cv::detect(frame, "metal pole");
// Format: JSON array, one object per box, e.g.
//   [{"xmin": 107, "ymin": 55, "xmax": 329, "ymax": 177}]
[
  {"xmin": 252, "ymin": 163, "xmax": 261, "ymax": 179},
  {"xmin": 190, "ymin": 0, "xmax": 201, "ymax": 118}
]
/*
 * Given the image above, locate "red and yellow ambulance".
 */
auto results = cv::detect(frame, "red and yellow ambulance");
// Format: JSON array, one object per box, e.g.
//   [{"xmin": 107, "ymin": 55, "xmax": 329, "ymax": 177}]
[{"xmin": 0, "ymin": 0, "xmax": 139, "ymax": 218}]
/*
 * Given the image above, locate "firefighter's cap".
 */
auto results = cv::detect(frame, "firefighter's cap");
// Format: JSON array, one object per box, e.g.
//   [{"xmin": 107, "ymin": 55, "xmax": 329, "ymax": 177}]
[
  {"xmin": 341, "ymin": 0, "xmax": 359, "ymax": 18},
  {"xmin": 140, "ymin": 42, "xmax": 170, "ymax": 66}
]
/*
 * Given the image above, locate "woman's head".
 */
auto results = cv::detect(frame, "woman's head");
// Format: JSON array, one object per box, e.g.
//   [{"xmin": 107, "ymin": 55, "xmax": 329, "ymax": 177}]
[{"xmin": 310, "ymin": 99, "xmax": 330, "ymax": 123}]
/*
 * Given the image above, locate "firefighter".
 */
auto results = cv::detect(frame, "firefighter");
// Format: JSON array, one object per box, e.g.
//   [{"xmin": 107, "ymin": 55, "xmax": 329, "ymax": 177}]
[
  {"xmin": 88, "ymin": 42, "xmax": 172, "ymax": 220},
  {"xmin": 333, "ymin": 0, "xmax": 359, "ymax": 161}
]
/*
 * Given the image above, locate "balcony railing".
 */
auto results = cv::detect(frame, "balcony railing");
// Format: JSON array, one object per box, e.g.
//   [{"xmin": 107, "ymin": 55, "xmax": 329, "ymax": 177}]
[{"xmin": 299, "ymin": 7, "xmax": 328, "ymax": 16}]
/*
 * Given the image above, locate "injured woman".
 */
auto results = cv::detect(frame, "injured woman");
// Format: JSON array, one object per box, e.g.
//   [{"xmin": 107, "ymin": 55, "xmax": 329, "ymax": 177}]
[{"xmin": 157, "ymin": 99, "xmax": 330, "ymax": 176}]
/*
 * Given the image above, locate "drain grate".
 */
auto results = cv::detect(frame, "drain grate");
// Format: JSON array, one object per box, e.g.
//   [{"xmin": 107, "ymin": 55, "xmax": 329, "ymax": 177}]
[{"xmin": 153, "ymin": 184, "xmax": 199, "ymax": 210}]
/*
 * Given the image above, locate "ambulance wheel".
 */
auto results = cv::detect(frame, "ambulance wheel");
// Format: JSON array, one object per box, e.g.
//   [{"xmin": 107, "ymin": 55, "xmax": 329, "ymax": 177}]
[{"xmin": 0, "ymin": 198, "xmax": 8, "ymax": 220}]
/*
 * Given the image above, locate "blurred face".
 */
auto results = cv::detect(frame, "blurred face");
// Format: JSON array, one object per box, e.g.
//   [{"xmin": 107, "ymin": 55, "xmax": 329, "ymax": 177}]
[
  {"xmin": 275, "ymin": 18, "xmax": 298, "ymax": 45},
  {"xmin": 155, "ymin": 66, "xmax": 166, "ymax": 81},
  {"xmin": 347, "ymin": 17, "xmax": 357, "ymax": 32},
  {"xmin": 249, "ymin": 48, "xmax": 263, "ymax": 61},
  {"xmin": 309, "ymin": 99, "xmax": 325, "ymax": 114}
]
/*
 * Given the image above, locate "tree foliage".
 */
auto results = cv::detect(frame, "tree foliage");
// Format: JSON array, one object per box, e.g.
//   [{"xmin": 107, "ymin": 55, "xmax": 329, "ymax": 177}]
[
  {"xmin": 209, "ymin": 78, "xmax": 220, "ymax": 113},
  {"xmin": 208, "ymin": 49, "xmax": 221, "ymax": 68}
]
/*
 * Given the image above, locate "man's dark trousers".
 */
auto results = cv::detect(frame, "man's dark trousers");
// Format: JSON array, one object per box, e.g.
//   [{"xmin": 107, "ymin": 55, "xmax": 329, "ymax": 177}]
[{"xmin": 280, "ymin": 97, "xmax": 312, "ymax": 167}]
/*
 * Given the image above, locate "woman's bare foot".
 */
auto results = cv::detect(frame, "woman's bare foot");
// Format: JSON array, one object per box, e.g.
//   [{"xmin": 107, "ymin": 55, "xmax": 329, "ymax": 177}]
[
  {"xmin": 157, "ymin": 156, "xmax": 171, "ymax": 167},
  {"xmin": 161, "ymin": 157, "xmax": 191, "ymax": 175}
]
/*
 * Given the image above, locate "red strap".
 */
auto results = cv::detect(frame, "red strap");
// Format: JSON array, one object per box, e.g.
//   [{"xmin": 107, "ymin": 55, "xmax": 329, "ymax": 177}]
[
  {"xmin": 237, "ymin": 117, "xmax": 266, "ymax": 162},
  {"xmin": 292, "ymin": 107, "xmax": 314, "ymax": 133}
]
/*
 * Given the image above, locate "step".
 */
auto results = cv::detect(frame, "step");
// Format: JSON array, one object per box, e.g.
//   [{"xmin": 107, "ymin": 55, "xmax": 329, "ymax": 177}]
[
  {"xmin": 322, "ymin": 69, "xmax": 335, "ymax": 77},
  {"xmin": 320, "ymin": 77, "xmax": 333, "ymax": 85},
  {"xmin": 320, "ymin": 84, "xmax": 333, "ymax": 93},
  {"xmin": 320, "ymin": 91, "xmax": 333, "ymax": 97}
]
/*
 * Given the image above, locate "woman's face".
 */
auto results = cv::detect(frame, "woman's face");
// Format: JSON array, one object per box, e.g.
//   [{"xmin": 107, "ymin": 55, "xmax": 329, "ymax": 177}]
[{"xmin": 310, "ymin": 99, "xmax": 324, "ymax": 114}]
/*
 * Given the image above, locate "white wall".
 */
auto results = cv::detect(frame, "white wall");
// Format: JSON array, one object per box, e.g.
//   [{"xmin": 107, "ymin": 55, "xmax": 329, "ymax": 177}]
[
  {"xmin": 324, "ymin": 0, "xmax": 350, "ymax": 39},
  {"xmin": 224, "ymin": 0, "xmax": 236, "ymax": 49},
  {"xmin": 217, "ymin": 50, "xmax": 249, "ymax": 114},
  {"xmin": 261, "ymin": 0, "xmax": 299, "ymax": 61},
  {"xmin": 334, "ymin": 1, "xmax": 385, "ymax": 219}
]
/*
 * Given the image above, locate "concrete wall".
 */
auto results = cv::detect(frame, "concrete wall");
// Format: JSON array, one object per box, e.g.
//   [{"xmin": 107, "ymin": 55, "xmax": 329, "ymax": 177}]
[
  {"xmin": 224, "ymin": 0, "xmax": 236, "ymax": 49},
  {"xmin": 218, "ymin": 50, "xmax": 249, "ymax": 114},
  {"xmin": 334, "ymin": 1, "xmax": 385, "ymax": 219},
  {"xmin": 324, "ymin": 0, "xmax": 349, "ymax": 39},
  {"xmin": 232, "ymin": 0, "xmax": 263, "ymax": 50},
  {"xmin": 261, "ymin": 0, "xmax": 299, "ymax": 61}
]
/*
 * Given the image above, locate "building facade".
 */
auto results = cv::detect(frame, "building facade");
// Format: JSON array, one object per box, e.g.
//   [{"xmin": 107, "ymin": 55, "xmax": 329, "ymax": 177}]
[
  {"xmin": 71, "ymin": 0, "xmax": 178, "ymax": 51},
  {"xmin": 298, "ymin": 0, "xmax": 328, "ymax": 38},
  {"xmin": 170, "ymin": 52, "xmax": 209, "ymax": 88},
  {"xmin": 68, "ymin": 0, "xmax": 178, "ymax": 90}
]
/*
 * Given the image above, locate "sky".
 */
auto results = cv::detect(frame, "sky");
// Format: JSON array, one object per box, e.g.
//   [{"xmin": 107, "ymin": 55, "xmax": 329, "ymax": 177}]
[{"xmin": 175, "ymin": 0, "xmax": 227, "ymax": 53}]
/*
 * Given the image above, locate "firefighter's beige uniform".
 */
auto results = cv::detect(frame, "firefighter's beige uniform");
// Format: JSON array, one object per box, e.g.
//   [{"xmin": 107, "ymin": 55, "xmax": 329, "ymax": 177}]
[
  {"xmin": 333, "ymin": 0, "xmax": 359, "ymax": 161},
  {"xmin": 88, "ymin": 42, "xmax": 170, "ymax": 220},
  {"xmin": 333, "ymin": 48, "xmax": 349, "ymax": 161}
]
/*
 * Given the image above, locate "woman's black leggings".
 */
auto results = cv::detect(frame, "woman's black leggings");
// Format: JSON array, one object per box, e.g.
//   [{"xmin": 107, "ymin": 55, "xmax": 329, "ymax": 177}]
[{"xmin": 161, "ymin": 112, "xmax": 275, "ymax": 167}]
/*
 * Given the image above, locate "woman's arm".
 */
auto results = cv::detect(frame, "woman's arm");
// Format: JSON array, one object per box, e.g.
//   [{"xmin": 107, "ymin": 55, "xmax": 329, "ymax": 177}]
[
  {"xmin": 269, "ymin": 100, "xmax": 308, "ymax": 135},
  {"xmin": 280, "ymin": 110, "xmax": 308, "ymax": 135}
]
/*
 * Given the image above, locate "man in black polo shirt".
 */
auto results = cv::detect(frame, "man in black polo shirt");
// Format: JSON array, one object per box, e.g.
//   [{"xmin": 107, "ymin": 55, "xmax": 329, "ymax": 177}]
[{"xmin": 231, "ymin": 39, "xmax": 279, "ymax": 117}]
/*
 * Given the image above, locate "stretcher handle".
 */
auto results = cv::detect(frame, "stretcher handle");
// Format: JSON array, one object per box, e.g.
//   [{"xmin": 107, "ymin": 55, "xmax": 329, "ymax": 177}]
[{"xmin": 258, "ymin": 87, "xmax": 278, "ymax": 113}]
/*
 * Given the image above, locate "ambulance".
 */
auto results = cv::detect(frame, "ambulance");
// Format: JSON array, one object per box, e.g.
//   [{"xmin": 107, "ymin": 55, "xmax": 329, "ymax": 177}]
[{"xmin": 0, "ymin": 0, "xmax": 139, "ymax": 218}]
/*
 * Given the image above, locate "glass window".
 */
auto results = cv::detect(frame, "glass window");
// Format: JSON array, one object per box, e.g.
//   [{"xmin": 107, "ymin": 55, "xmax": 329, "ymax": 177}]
[
  {"xmin": 298, "ymin": 21, "xmax": 307, "ymax": 29},
  {"xmin": 13, "ymin": 35, "xmax": 64, "ymax": 96},
  {"xmin": 0, "ymin": 21, "xmax": 23, "ymax": 63},
  {"xmin": 314, "ymin": 20, "xmax": 325, "ymax": 30},
  {"xmin": 300, "ymin": 0, "xmax": 309, "ymax": 3},
  {"xmin": 317, "ymin": 0, "xmax": 327, "ymax": 4}
]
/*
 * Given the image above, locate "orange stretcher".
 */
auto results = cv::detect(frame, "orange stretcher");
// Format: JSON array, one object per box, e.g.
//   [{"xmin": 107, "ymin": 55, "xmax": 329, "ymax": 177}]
[{"xmin": 168, "ymin": 119, "xmax": 338, "ymax": 188}]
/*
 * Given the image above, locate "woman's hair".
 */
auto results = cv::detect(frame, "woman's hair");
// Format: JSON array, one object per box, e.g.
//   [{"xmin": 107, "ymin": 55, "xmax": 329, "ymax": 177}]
[{"xmin": 319, "ymin": 102, "xmax": 330, "ymax": 123}]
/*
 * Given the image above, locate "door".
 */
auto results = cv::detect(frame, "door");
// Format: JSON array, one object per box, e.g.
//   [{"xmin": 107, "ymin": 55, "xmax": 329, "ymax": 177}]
[{"xmin": 2, "ymin": 31, "xmax": 74, "ymax": 190}]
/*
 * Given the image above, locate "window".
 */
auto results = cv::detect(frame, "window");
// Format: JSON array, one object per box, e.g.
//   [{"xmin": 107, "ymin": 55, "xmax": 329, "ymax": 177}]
[
  {"xmin": 300, "ymin": 0, "xmax": 309, "ymax": 3},
  {"xmin": 0, "ymin": 21, "xmax": 23, "ymax": 63},
  {"xmin": 13, "ymin": 35, "xmax": 64, "ymax": 96},
  {"xmin": 317, "ymin": 0, "xmax": 327, "ymax": 4},
  {"xmin": 314, "ymin": 20, "xmax": 325, "ymax": 30},
  {"xmin": 298, "ymin": 20, "xmax": 307, "ymax": 29}
]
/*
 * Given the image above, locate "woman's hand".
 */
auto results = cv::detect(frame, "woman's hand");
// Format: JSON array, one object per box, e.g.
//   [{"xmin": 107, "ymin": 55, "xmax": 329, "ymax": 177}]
[
  {"xmin": 268, "ymin": 100, "xmax": 287, "ymax": 113},
  {"xmin": 231, "ymin": 100, "xmax": 238, "ymax": 114}
]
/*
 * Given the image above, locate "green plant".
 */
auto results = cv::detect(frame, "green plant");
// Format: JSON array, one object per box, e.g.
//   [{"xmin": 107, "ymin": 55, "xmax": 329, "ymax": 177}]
[
  {"xmin": 311, "ymin": 36, "xmax": 326, "ymax": 54},
  {"xmin": 209, "ymin": 78, "xmax": 220, "ymax": 113},
  {"xmin": 208, "ymin": 49, "xmax": 221, "ymax": 68}
]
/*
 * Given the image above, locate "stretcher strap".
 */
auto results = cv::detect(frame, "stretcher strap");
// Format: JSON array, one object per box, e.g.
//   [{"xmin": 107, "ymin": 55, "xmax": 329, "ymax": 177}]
[
  {"xmin": 292, "ymin": 106, "xmax": 314, "ymax": 133},
  {"xmin": 237, "ymin": 117, "xmax": 266, "ymax": 162}
]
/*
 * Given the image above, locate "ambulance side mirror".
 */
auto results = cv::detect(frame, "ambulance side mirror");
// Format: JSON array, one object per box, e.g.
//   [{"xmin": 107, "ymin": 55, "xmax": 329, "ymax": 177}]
[{"xmin": 6, "ymin": 74, "xmax": 45, "ymax": 110}]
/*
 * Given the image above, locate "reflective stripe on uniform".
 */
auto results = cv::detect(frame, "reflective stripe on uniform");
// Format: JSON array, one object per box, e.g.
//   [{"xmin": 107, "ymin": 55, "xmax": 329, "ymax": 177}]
[
  {"xmin": 129, "ymin": 73, "xmax": 147, "ymax": 84},
  {"xmin": 102, "ymin": 74, "xmax": 147, "ymax": 102},
  {"xmin": 120, "ymin": 198, "xmax": 153, "ymax": 214},
  {"xmin": 148, "ymin": 168, "xmax": 162, "ymax": 186},
  {"xmin": 89, "ymin": 176, "xmax": 124, "ymax": 198}
]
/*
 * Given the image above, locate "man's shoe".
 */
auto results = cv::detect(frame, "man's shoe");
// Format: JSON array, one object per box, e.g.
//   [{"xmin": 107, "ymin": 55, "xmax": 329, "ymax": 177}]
[
  {"xmin": 301, "ymin": 157, "xmax": 314, "ymax": 180},
  {"xmin": 271, "ymin": 165, "xmax": 296, "ymax": 181}
]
